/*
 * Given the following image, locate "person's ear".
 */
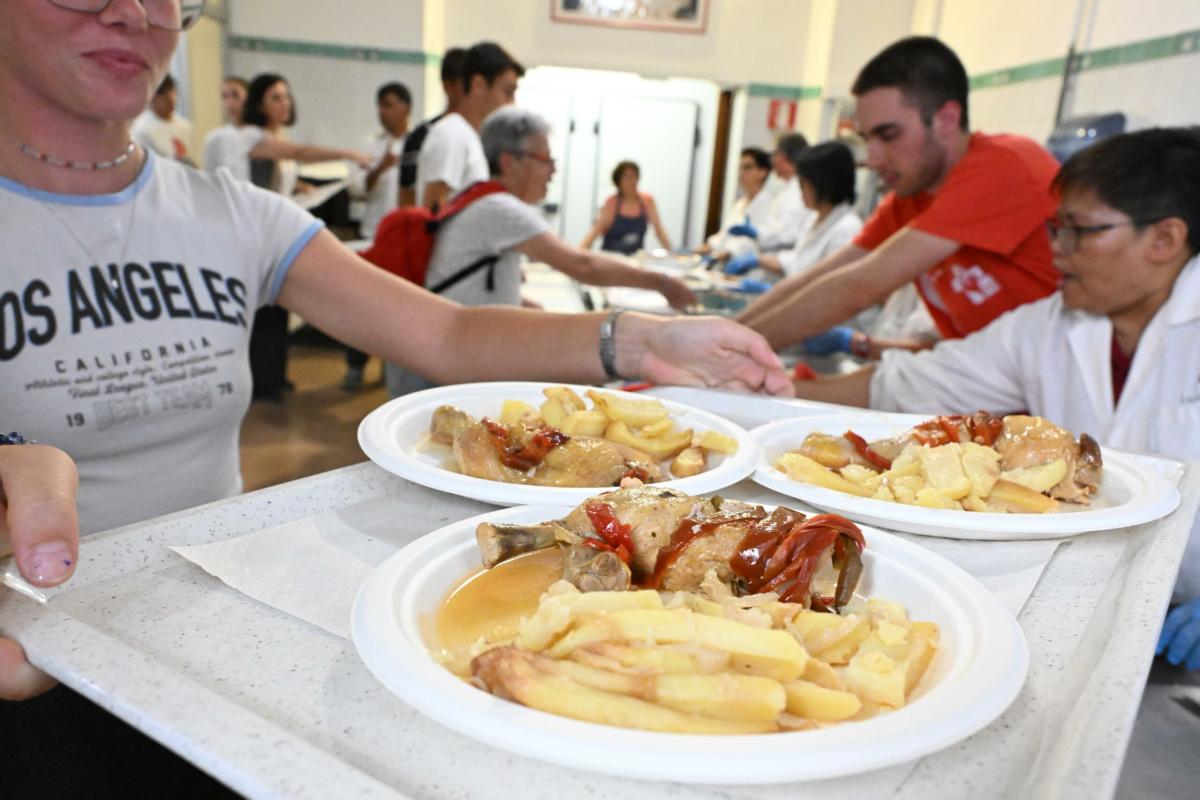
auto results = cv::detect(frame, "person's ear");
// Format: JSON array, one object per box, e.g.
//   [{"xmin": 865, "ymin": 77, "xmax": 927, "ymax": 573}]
[
  {"xmin": 1145, "ymin": 217, "xmax": 1190, "ymax": 263},
  {"xmin": 468, "ymin": 74, "xmax": 485, "ymax": 96},
  {"xmin": 930, "ymin": 100, "xmax": 962, "ymax": 138}
]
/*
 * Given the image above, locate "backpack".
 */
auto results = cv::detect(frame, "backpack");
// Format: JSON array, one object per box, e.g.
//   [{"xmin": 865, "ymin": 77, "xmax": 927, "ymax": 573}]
[{"xmin": 360, "ymin": 180, "xmax": 508, "ymax": 293}]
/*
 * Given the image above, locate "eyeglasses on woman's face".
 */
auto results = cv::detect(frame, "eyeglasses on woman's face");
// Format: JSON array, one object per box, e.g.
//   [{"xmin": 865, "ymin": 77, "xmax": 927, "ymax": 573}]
[
  {"xmin": 1045, "ymin": 217, "xmax": 1162, "ymax": 255},
  {"xmin": 46, "ymin": 0, "xmax": 206, "ymax": 32}
]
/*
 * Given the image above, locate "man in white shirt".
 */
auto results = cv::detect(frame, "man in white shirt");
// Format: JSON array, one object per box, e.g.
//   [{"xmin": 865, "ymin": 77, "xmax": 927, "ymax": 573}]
[
  {"xmin": 417, "ymin": 42, "xmax": 524, "ymax": 210},
  {"xmin": 352, "ymin": 82, "xmax": 411, "ymax": 241},
  {"xmin": 131, "ymin": 74, "xmax": 194, "ymax": 165},
  {"xmin": 400, "ymin": 47, "xmax": 467, "ymax": 208},
  {"xmin": 201, "ymin": 75, "xmax": 247, "ymax": 174}
]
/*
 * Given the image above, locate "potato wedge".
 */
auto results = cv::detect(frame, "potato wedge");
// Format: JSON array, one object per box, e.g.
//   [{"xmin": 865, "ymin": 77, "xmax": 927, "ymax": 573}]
[
  {"xmin": 473, "ymin": 647, "xmax": 775, "ymax": 734},
  {"xmin": 1001, "ymin": 458, "xmax": 1069, "ymax": 494},
  {"xmin": 916, "ymin": 444, "xmax": 972, "ymax": 500},
  {"xmin": 783, "ymin": 679, "xmax": 862, "ymax": 721},
  {"xmin": 587, "ymin": 389, "xmax": 669, "ymax": 427},
  {"xmin": 696, "ymin": 430, "xmax": 738, "ymax": 454},
  {"xmin": 985, "ymin": 478, "xmax": 1059, "ymax": 513},
  {"xmin": 776, "ymin": 453, "xmax": 872, "ymax": 497},
  {"xmin": 606, "ymin": 421, "xmax": 693, "ymax": 461},
  {"xmin": 499, "ymin": 399, "xmax": 536, "ymax": 426},
  {"xmin": 671, "ymin": 447, "xmax": 706, "ymax": 478},
  {"xmin": 558, "ymin": 409, "xmax": 609, "ymax": 437}
]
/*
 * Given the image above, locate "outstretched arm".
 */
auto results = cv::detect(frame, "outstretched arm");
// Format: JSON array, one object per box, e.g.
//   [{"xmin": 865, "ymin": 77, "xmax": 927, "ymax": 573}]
[
  {"xmin": 277, "ymin": 230, "xmax": 790, "ymax": 394},
  {"xmin": 741, "ymin": 228, "xmax": 957, "ymax": 349},
  {"xmin": 518, "ymin": 233, "xmax": 696, "ymax": 310},
  {"xmin": 249, "ymin": 137, "xmax": 372, "ymax": 168}
]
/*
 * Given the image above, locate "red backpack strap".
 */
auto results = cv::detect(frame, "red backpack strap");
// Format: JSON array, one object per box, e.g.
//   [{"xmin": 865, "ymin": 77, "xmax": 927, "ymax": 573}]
[{"xmin": 434, "ymin": 180, "xmax": 508, "ymax": 223}]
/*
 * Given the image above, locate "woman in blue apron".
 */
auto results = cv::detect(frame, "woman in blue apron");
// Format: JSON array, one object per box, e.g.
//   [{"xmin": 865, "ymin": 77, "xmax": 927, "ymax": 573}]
[{"xmin": 581, "ymin": 160, "xmax": 673, "ymax": 255}]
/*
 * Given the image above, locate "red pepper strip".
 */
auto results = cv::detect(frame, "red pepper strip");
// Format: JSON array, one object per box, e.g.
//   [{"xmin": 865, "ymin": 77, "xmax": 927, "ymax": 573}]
[
  {"xmin": 578, "ymin": 536, "xmax": 632, "ymax": 564},
  {"xmin": 937, "ymin": 416, "xmax": 964, "ymax": 443},
  {"xmin": 844, "ymin": 429, "xmax": 892, "ymax": 470},
  {"xmin": 620, "ymin": 466, "xmax": 652, "ymax": 484},
  {"xmin": 481, "ymin": 417, "xmax": 570, "ymax": 471},
  {"xmin": 584, "ymin": 502, "xmax": 635, "ymax": 565}
]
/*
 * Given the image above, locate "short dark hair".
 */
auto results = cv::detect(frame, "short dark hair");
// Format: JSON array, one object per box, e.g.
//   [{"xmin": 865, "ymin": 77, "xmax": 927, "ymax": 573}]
[
  {"xmin": 852, "ymin": 36, "xmax": 970, "ymax": 130},
  {"xmin": 611, "ymin": 160, "xmax": 639, "ymax": 187},
  {"xmin": 222, "ymin": 76, "xmax": 248, "ymax": 91},
  {"xmin": 155, "ymin": 74, "xmax": 176, "ymax": 95},
  {"xmin": 741, "ymin": 147, "xmax": 771, "ymax": 171},
  {"xmin": 377, "ymin": 82, "xmax": 412, "ymax": 106},
  {"xmin": 1054, "ymin": 127, "xmax": 1200, "ymax": 255},
  {"xmin": 243, "ymin": 73, "xmax": 295, "ymax": 128},
  {"xmin": 441, "ymin": 47, "xmax": 467, "ymax": 84},
  {"xmin": 463, "ymin": 41, "xmax": 524, "ymax": 93},
  {"xmin": 796, "ymin": 141, "xmax": 857, "ymax": 207},
  {"xmin": 775, "ymin": 132, "xmax": 809, "ymax": 168}
]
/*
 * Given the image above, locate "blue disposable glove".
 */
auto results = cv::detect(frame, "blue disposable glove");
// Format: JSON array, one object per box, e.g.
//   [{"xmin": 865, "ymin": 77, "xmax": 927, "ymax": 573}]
[
  {"xmin": 727, "ymin": 216, "xmax": 759, "ymax": 239},
  {"xmin": 724, "ymin": 252, "xmax": 759, "ymax": 275},
  {"xmin": 1158, "ymin": 597, "xmax": 1200, "ymax": 669},
  {"xmin": 803, "ymin": 326, "xmax": 856, "ymax": 356},
  {"xmin": 736, "ymin": 278, "xmax": 772, "ymax": 294}
]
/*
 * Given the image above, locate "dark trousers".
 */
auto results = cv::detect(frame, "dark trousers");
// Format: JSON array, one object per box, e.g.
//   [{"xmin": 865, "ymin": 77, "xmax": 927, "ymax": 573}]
[
  {"xmin": 0, "ymin": 685, "xmax": 242, "ymax": 798},
  {"xmin": 249, "ymin": 305, "xmax": 290, "ymax": 398}
]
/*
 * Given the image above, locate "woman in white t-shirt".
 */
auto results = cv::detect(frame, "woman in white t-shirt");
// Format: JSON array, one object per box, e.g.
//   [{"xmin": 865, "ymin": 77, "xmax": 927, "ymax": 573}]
[{"xmin": 0, "ymin": 1, "xmax": 790, "ymax": 721}]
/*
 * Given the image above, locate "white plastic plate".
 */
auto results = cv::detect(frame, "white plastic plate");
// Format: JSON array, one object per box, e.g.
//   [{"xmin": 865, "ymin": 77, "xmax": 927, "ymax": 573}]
[
  {"xmin": 751, "ymin": 412, "xmax": 1181, "ymax": 540},
  {"xmin": 352, "ymin": 504, "xmax": 1029, "ymax": 784},
  {"xmin": 357, "ymin": 382, "xmax": 760, "ymax": 507}
]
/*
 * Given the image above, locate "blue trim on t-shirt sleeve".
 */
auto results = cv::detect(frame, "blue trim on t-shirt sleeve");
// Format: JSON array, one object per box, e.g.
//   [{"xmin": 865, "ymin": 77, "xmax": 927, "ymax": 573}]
[
  {"xmin": 0, "ymin": 149, "xmax": 157, "ymax": 206},
  {"xmin": 269, "ymin": 220, "xmax": 326, "ymax": 302}
]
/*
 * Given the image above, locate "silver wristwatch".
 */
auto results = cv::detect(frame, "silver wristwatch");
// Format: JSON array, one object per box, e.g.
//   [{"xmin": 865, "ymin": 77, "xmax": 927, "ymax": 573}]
[{"xmin": 599, "ymin": 310, "xmax": 625, "ymax": 381}]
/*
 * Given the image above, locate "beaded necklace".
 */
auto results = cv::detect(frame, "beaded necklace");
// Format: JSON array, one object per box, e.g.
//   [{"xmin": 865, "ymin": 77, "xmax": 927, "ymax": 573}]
[{"xmin": 17, "ymin": 140, "xmax": 136, "ymax": 171}]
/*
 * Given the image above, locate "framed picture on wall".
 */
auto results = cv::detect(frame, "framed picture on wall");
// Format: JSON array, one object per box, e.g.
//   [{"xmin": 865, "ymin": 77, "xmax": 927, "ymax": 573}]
[{"xmin": 550, "ymin": 0, "xmax": 710, "ymax": 35}]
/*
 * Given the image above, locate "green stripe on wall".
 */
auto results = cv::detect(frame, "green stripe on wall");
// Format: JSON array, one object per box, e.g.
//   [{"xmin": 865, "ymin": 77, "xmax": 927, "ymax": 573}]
[
  {"xmin": 971, "ymin": 28, "xmax": 1200, "ymax": 90},
  {"xmin": 231, "ymin": 27, "xmax": 1200, "ymax": 93},
  {"xmin": 228, "ymin": 35, "xmax": 438, "ymax": 66},
  {"xmin": 748, "ymin": 83, "xmax": 822, "ymax": 101}
]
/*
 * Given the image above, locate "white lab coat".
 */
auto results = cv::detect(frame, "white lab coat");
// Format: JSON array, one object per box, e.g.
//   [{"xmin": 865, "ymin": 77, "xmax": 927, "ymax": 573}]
[
  {"xmin": 777, "ymin": 203, "xmax": 863, "ymax": 278},
  {"xmin": 756, "ymin": 173, "xmax": 812, "ymax": 253},
  {"xmin": 871, "ymin": 254, "xmax": 1200, "ymax": 599},
  {"xmin": 706, "ymin": 186, "xmax": 774, "ymax": 258}
]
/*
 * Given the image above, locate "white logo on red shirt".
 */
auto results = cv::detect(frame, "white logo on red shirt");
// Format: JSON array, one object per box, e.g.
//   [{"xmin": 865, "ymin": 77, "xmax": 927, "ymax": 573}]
[{"xmin": 949, "ymin": 264, "xmax": 1001, "ymax": 305}]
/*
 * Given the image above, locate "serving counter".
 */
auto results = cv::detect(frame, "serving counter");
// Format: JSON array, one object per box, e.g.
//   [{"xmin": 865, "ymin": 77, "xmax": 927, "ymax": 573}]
[{"xmin": 1, "ymin": 389, "xmax": 1195, "ymax": 799}]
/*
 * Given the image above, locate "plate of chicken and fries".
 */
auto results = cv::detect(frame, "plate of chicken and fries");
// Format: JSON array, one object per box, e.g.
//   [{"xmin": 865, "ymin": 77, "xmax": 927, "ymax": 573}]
[
  {"xmin": 750, "ymin": 411, "xmax": 1180, "ymax": 540},
  {"xmin": 357, "ymin": 382, "xmax": 762, "ymax": 507},
  {"xmin": 352, "ymin": 487, "xmax": 1028, "ymax": 783}
]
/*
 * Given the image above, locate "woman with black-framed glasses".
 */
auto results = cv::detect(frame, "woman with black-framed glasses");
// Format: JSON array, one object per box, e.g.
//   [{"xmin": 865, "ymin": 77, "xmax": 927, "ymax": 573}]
[{"xmin": 46, "ymin": 0, "xmax": 206, "ymax": 31}]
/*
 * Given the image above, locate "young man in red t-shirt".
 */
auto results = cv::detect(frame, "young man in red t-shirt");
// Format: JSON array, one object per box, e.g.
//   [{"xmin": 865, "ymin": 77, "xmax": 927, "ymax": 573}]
[{"xmin": 740, "ymin": 36, "xmax": 1060, "ymax": 348}]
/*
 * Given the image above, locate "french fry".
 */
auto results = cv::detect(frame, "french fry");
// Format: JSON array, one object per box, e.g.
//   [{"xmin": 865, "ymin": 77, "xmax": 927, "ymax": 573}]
[
  {"xmin": 654, "ymin": 672, "xmax": 786, "ymax": 723},
  {"xmin": 473, "ymin": 647, "xmax": 775, "ymax": 734},
  {"xmin": 517, "ymin": 588, "xmax": 663, "ymax": 652},
  {"xmin": 639, "ymin": 418, "xmax": 674, "ymax": 438},
  {"xmin": 985, "ymin": 478, "xmax": 1059, "ymax": 513},
  {"xmin": 543, "ymin": 386, "xmax": 586, "ymax": 411},
  {"xmin": 776, "ymin": 453, "xmax": 872, "ymax": 497},
  {"xmin": 783, "ymin": 679, "xmax": 862, "ymax": 722},
  {"xmin": 606, "ymin": 421, "xmax": 693, "ymax": 461},
  {"xmin": 558, "ymin": 409, "xmax": 609, "ymax": 437},
  {"xmin": 697, "ymin": 430, "xmax": 738, "ymax": 454},
  {"xmin": 586, "ymin": 389, "xmax": 669, "ymax": 427}
]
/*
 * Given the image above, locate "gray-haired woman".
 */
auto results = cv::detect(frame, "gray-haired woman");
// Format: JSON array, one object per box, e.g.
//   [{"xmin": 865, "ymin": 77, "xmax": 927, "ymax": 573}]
[{"xmin": 384, "ymin": 106, "xmax": 697, "ymax": 395}]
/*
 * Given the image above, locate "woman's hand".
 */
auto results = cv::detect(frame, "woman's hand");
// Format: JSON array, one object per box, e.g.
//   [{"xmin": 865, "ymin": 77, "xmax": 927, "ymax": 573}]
[
  {"xmin": 615, "ymin": 313, "xmax": 793, "ymax": 396},
  {"xmin": 0, "ymin": 445, "xmax": 79, "ymax": 700}
]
